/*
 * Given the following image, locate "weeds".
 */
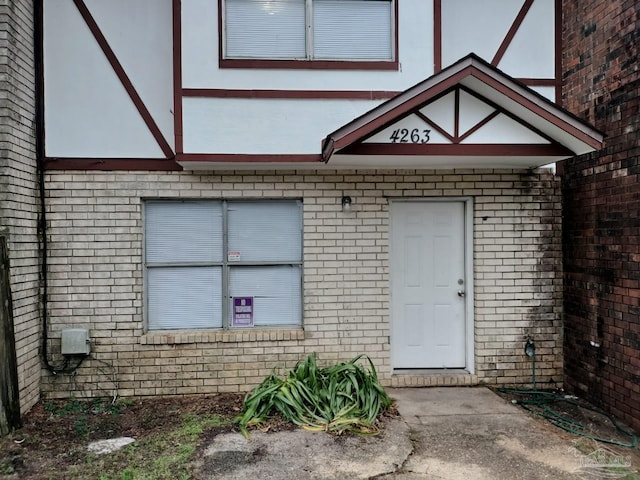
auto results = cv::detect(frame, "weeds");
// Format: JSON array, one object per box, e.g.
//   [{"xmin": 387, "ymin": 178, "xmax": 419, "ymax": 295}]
[
  {"xmin": 91, "ymin": 413, "xmax": 225, "ymax": 480},
  {"xmin": 45, "ymin": 398, "xmax": 85, "ymax": 415},
  {"xmin": 44, "ymin": 397, "xmax": 128, "ymax": 417},
  {"xmin": 73, "ymin": 416, "xmax": 90, "ymax": 437},
  {"xmin": 0, "ymin": 395, "xmax": 239, "ymax": 480},
  {"xmin": 44, "ymin": 411, "xmax": 229, "ymax": 479},
  {"xmin": 43, "ymin": 397, "xmax": 127, "ymax": 440}
]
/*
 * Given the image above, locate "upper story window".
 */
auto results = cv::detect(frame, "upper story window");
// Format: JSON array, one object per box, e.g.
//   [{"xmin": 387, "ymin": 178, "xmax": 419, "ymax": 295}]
[{"xmin": 222, "ymin": 0, "xmax": 395, "ymax": 67}]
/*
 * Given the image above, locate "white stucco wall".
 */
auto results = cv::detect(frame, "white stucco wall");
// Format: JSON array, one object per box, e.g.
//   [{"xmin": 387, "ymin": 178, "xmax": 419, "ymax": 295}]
[{"xmin": 43, "ymin": 0, "xmax": 559, "ymax": 159}]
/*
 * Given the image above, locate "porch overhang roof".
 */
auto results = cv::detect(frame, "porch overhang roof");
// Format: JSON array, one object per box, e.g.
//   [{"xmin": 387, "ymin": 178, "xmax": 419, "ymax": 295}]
[{"xmin": 321, "ymin": 54, "xmax": 604, "ymax": 169}]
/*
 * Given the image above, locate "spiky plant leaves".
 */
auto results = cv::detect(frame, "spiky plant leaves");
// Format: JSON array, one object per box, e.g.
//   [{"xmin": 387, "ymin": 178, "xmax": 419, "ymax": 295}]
[{"xmin": 235, "ymin": 354, "xmax": 392, "ymax": 438}]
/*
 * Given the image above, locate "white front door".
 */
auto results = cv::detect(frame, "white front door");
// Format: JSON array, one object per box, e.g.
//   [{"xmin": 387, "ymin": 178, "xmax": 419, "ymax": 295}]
[{"xmin": 390, "ymin": 200, "xmax": 468, "ymax": 369}]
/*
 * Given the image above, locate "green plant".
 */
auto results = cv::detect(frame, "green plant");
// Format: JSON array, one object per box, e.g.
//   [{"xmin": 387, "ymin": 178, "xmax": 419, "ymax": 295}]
[
  {"xmin": 90, "ymin": 413, "xmax": 225, "ymax": 480},
  {"xmin": 44, "ymin": 397, "xmax": 130, "ymax": 420},
  {"xmin": 73, "ymin": 416, "xmax": 89, "ymax": 437},
  {"xmin": 236, "ymin": 354, "xmax": 393, "ymax": 437},
  {"xmin": 44, "ymin": 398, "xmax": 85, "ymax": 416},
  {"xmin": 89, "ymin": 397, "xmax": 129, "ymax": 415},
  {"xmin": 0, "ymin": 461, "xmax": 15, "ymax": 475}
]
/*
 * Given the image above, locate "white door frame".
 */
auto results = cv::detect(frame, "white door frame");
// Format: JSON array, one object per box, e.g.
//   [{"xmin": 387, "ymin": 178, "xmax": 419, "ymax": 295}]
[{"xmin": 389, "ymin": 197, "xmax": 475, "ymax": 374}]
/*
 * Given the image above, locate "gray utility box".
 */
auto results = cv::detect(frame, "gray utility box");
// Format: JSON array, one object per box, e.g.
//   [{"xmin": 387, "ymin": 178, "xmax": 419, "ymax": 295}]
[{"xmin": 61, "ymin": 328, "xmax": 91, "ymax": 356}]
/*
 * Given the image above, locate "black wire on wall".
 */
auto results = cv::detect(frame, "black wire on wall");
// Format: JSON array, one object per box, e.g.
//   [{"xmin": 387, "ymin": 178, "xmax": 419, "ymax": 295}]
[{"xmin": 33, "ymin": 0, "xmax": 83, "ymax": 375}]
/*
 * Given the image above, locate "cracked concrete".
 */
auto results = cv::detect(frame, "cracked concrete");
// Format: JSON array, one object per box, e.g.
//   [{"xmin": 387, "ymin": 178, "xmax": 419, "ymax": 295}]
[
  {"xmin": 192, "ymin": 417, "xmax": 412, "ymax": 479},
  {"xmin": 192, "ymin": 387, "xmax": 606, "ymax": 479}
]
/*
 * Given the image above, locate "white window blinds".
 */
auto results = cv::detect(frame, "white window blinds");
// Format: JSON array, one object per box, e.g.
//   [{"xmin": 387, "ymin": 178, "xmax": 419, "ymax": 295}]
[
  {"xmin": 145, "ymin": 201, "xmax": 223, "ymax": 263},
  {"xmin": 229, "ymin": 266, "xmax": 302, "ymax": 326},
  {"xmin": 313, "ymin": 0, "xmax": 392, "ymax": 60},
  {"xmin": 145, "ymin": 201, "xmax": 224, "ymax": 330},
  {"xmin": 225, "ymin": 0, "xmax": 306, "ymax": 59},
  {"xmin": 224, "ymin": 0, "xmax": 393, "ymax": 61},
  {"xmin": 227, "ymin": 200, "xmax": 302, "ymax": 262},
  {"xmin": 148, "ymin": 267, "xmax": 223, "ymax": 330},
  {"xmin": 145, "ymin": 200, "xmax": 302, "ymax": 331}
]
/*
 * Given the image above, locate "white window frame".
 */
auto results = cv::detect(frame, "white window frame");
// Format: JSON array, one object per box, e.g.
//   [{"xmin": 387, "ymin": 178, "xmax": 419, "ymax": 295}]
[
  {"xmin": 144, "ymin": 199, "xmax": 303, "ymax": 331},
  {"xmin": 221, "ymin": 0, "xmax": 396, "ymax": 63}
]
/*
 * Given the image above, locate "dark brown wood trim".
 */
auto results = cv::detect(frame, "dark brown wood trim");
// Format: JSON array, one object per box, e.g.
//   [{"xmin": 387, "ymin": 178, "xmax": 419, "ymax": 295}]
[
  {"xmin": 465, "ymin": 68, "xmax": 602, "ymax": 149},
  {"xmin": 324, "ymin": 57, "xmax": 602, "ymax": 162},
  {"xmin": 177, "ymin": 153, "xmax": 323, "ymax": 163},
  {"xmin": 454, "ymin": 87, "xmax": 460, "ymax": 139},
  {"xmin": 321, "ymin": 137, "xmax": 334, "ymax": 163},
  {"xmin": 332, "ymin": 68, "xmax": 471, "ymax": 151},
  {"xmin": 72, "ymin": 0, "xmax": 175, "ymax": 159},
  {"xmin": 457, "ymin": 110, "xmax": 500, "ymax": 143},
  {"xmin": 414, "ymin": 110, "xmax": 456, "ymax": 143},
  {"xmin": 554, "ymin": 0, "xmax": 562, "ymax": 104},
  {"xmin": 340, "ymin": 143, "xmax": 574, "ymax": 157},
  {"xmin": 353, "ymin": 86, "xmax": 458, "ymax": 146},
  {"xmin": 431, "ymin": 0, "xmax": 555, "ymax": 89},
  {"xmin": 182, "ymin": 89, "xmax": 400, "ymax": 100},
  {"xmin": 518, "ymin": 78, "xmax": 559, "ymax": 87},
  {"xmin": 181, "ymin": 81, "xmax": 556, "ymax": 100},
  {"xmin": 219, "ymin": 59, "xmax": 399, "ymax": 71},
  {"xmin": 492, "ymin": 0, "xmax": 534, "ymax": 66},
  {"xmin": 434, "ymin": 0, "xmax": 442, "ymax": 72},
  {"xmin": 459, "ymin": 85, "xmax": 560, "ymax": 145},
  {"xmin": 173, "ymin": 0, "xmax": 183, "ymax": 154},
  {"xmin": 44, "ymin": 158, "xmax": 182, "ymax": 171}
]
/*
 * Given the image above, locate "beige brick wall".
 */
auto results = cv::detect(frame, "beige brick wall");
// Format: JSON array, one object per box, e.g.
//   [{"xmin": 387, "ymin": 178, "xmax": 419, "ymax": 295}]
[
  {"xmin": 0, "ymin": 0, "xmax": 41, "ymax": 413},
  {"xmin": 42, "ymin": 168, "xmax": 562, "ymax": 398}
]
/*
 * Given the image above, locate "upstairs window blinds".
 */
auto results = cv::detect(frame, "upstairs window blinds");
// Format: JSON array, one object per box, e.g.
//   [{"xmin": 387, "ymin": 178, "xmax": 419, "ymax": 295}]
[{"xmin": 224, "ymin": 0, "xmax": 393, "ymax": 61}]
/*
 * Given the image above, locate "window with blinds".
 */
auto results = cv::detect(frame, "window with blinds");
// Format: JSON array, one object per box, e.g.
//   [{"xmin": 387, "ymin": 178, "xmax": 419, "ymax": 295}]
[
  {"xmin": 145, "ymin": 199, "xmax": 303, "ymax": 330},
  {"xmin": 223, "ymin": 0, "xmax": 394, "ymax": 61}
]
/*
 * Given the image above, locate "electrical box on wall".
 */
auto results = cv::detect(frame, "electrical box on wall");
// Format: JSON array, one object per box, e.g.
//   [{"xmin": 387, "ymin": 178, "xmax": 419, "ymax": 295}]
[{"xmin": 61, "ymin": 328, "xmax": 91, "ymax": 356}]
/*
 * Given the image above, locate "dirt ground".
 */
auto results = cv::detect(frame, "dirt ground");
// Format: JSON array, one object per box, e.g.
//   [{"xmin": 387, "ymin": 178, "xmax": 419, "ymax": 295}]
[
  {"xmin": 0, "ymin": 391, "xmax": 637, "ymax": 480},
  {"xmin": 0, "ymin": 394, "xmax": 249, "ymax": 479}
]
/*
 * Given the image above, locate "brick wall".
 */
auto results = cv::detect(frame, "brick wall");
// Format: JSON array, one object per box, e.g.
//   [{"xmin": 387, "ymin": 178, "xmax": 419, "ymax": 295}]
[
  {"xmin": 41, "ymin": 169, "xmax": 562, "ymax": 398},
  {"xmin": 0, "ymin": 0, "xmax": 41, "ymax": 414},
  {"xmin": 562, "ymin": 1, "xmax": 640, "ymax": 431}
]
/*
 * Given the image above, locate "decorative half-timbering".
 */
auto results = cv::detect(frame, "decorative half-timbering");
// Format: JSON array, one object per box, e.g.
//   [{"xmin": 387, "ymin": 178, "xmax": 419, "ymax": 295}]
[
  {"xmin": 44, "ymin": 0, "xmax": 564, "ymax": 168},
  {"xmin": 37, "ymin": 0, "xmax": 604, "ymax": 400},
  {"xmin": 320, "ymin": 55, "xmax": 600, "ymax": 170}
]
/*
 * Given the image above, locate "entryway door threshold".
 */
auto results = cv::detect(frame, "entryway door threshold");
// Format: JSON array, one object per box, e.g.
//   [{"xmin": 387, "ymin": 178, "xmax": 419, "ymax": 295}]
[{"xmin": 390, "ymin": 370, "xmax": 478, "ymax": 387}]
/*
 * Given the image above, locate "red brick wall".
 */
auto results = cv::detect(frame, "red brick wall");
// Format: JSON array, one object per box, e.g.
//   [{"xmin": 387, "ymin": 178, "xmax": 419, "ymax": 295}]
[{"xmin": 561, "ymin": 0, "xmax": 640, "ymax": 432}]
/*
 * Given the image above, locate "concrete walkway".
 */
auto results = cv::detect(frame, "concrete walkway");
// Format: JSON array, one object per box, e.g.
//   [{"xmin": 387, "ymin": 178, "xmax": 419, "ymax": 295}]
[
  {"xmin": 192, "ymin": 387, "xmax": 616, "ymax": 479},
  {"xmin": 386, "ymin": 387, "xmax": 587, "ymax": 479}
]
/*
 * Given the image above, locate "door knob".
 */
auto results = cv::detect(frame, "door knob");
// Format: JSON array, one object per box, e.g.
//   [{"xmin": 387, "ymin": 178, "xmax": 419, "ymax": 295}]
[{"xmin": 457, "ymin": 290, "xmax": 465, "ymax": 297}]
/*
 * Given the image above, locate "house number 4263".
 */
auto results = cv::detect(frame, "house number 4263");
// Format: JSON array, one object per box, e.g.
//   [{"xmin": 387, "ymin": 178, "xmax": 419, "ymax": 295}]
[{"xmin": 389, "ymin": 128, "xmax": 431, "ymax": 143}]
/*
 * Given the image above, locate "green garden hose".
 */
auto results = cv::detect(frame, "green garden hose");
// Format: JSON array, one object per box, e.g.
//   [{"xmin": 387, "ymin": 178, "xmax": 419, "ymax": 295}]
[
  {"xmin": 498, "ymin": 343, "xmax": 637, "ymax": 448},
  {"xmin": 498, "ymin": 388, "xmax": 638, "ymax": 448}
]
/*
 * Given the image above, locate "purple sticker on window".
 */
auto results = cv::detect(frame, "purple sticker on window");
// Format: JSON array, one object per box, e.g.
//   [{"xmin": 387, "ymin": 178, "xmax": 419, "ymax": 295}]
[{"xmin": 232, "ymin": 297, "xmax": 254, "ymax": 327}]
